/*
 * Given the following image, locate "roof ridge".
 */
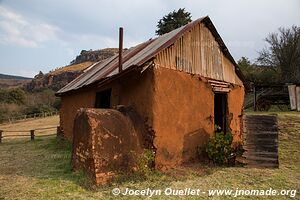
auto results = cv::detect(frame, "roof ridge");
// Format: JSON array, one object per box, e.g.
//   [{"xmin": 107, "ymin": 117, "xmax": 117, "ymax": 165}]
[{"xmin": 56, "ymin": 16, "xmax": 244, "ymax": 96}]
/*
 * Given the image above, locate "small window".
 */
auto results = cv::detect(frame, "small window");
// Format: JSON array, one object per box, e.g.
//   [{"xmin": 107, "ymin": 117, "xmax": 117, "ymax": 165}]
[{"xmin": 95, "ymin": 89, "xmax": 111, "ymax": 108}]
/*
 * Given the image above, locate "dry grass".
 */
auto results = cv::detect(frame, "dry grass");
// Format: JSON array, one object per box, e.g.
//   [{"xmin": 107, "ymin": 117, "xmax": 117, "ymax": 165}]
[
  {"xmin": 0, "ymin": 113, "xmax": 299, "ymax": 199},
  {"xmin": 0, "ymin": 116, "xmax": 59, "ymax": 139},
  {"xmin": 0, "ymin": 115, "xmax": 59, "ymax": 131},
  {"xmin": 49, "ymin": 62, "xmax": 94, "ymax": 75}
]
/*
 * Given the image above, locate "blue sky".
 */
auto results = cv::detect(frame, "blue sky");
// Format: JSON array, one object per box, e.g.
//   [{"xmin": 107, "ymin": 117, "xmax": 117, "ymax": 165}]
[{"xmin": 0, "ymin": 0, "xmax": 299, "ymax": 78}]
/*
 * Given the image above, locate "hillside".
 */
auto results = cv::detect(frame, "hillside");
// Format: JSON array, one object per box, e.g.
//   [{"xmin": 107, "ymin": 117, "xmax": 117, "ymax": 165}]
[
  {"xmin": 0, "ymin": 73, "xmax": 32, "ymax": 89},
  {"xmin": 26, "ymin": 48, "xmax": 118, "ymax": 91},
  {"xmin": 0, "ymin": 73, "xmax": 31, "ymax": 80},
  {"xmin": 26, "ymin": 61, "xmax": 93, "ymax": 91},
  {"xmin": 70, "ymin": 48, "xmax": 118, "ymax": 65},
  {"xmin": 49, "ymin": 61, "xmax": 94, "ymax": 75}
]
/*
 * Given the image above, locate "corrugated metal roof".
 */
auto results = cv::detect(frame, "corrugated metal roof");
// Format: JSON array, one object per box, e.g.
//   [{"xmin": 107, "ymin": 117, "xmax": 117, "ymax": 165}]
[{"xmin": 56, "ymin": 16, "xmax": 244, "ymax": 95}]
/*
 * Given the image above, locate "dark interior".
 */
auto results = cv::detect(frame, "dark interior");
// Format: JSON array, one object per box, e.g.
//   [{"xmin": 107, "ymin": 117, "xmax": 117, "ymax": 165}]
[
  {"xmin": 95, "ymin": 89, "xmax": 112, "ymax": 108},
  {"xmin": 214, "ymin": 93, "xmax": 227, "ymax": 133}
]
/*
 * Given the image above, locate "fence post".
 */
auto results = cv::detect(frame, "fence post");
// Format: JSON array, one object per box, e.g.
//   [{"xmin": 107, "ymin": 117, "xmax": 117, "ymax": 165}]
[
  {"xmin": 253, "ymin": 85, "xmax": 257, "ymax": 111},
  {"xmin": 56, "ymin": 126, "xmax": 59, "ymax": 137},
  {"xmin": 30, "ymin": 130, "xmax": 35, "ymax": 141},
  {"xmin": 0, "ymin": 130, "xmax": 2, "ymax": 143}
]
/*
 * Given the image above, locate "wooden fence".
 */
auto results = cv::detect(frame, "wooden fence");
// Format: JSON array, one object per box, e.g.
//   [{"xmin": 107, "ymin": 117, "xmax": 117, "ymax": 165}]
[
  {"xmin": 243, "ymin": 115, "xmax": 279, "ymax": 168},
  {"xmin": 0, "ymin": 126, "xmax": 62, "ymax": 143},
  {"xmin": 0, "ymin": 111, "xmax": 59, "ymax": 124}
]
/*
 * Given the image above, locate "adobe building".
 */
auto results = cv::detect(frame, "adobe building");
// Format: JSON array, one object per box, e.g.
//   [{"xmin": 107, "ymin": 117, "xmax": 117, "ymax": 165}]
[{"xmin": 56, "ymin": 16, "xmax": 245, "ymax": 177}]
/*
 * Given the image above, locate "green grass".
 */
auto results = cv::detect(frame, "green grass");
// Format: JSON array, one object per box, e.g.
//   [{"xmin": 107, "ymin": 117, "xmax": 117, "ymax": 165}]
[{"xmin": 0, "ymin": 113, "xmax": 299, "ymax": 199}]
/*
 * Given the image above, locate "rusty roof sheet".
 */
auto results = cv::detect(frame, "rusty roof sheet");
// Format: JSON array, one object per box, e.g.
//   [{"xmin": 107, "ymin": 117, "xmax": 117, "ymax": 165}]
[{"xmin": 56, "ymin": 16, "xmax": 244, "ymax": 95}]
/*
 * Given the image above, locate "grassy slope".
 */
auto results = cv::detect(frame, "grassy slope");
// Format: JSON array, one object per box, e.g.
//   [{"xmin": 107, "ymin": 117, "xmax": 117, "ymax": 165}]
[
  {"xmin": 49, "ymin": 62, "xmax": 94, "ymax": 75},
  {"xmin": 0, "ymin": 113, "xmax": 299, "ymax": 199},
  {"xmin": 0, "ymin": 116, "xmax": 59, "ymax": 137}
]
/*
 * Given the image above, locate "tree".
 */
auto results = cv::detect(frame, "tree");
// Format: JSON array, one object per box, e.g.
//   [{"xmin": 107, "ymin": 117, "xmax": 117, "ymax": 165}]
[
  {"xmin": 257, "ymin": 26, "xmax": 300, "ymax": 83},
  {"xmin": 0, "ymin": 88, "xmax": 25, "ymax": 105},
  {"xmin": 238, "ymin": 57, "xmax": 251, "ymax": 69},
  {"xmin": 238, "ymin": 57, "xmax": 280, "ymax": 84},
  {"xmin": 156, "ymin": 8, "xmax": 192, "ymax": 35}
]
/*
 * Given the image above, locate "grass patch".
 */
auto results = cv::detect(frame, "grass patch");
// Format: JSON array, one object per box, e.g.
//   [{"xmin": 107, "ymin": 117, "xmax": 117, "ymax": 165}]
[{"xmin": 0, "ymin": 113, "xmax": 299, "ymax": 199}]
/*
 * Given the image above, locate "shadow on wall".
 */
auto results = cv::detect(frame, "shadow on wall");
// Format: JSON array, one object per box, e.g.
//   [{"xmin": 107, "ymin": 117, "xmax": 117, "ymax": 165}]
[
  {"xmin": 182, "ymin": 128, "xmax": 210, "ymax": 163},
  {"xmin": 116, "ymin": 105, "xmax": 155, "ymax": 151}
]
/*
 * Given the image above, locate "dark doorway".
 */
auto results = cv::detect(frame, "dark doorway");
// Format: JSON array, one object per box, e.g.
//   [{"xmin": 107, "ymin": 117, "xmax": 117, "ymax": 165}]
[
  {"xmin": 95, "ymin": 89, "xmax": 112, "ymax": 108},
  {"xmin": 214, "ymin": 93, "xmax": 227, "ymax": 133}
]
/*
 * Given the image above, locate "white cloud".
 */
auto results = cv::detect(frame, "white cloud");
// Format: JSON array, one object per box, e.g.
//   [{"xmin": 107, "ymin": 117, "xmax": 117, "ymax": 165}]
[{"xmin": 0, "ymin": 5, "xmax": 60, "ymax": 47}]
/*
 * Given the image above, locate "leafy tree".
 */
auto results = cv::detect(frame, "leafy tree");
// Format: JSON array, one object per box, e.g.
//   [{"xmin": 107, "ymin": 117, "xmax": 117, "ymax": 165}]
[
  {"xmin": 156, "ymin": 8, "xmax": 192, "ymax": 35},
  {"xmin": 257, "ymin": 25, "xmax": 300, "ymax": 83},
  {"xmin": 237, "ymin": 57, "xmax": 251, "ymax": 68},
  {"xmin": 238, "ymin": 57, "xmax": 280, "ymax": 84},
  {"xmin": 0, "ymin": 88, "xmax": 25, "ymax": 105},
  {"xmin": 8, "ymin": 88, "xmax": 26, "ymax": 105}
]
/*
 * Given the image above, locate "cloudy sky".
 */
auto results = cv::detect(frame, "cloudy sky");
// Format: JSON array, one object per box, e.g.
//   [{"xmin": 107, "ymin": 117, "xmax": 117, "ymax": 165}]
[{"xmin": 0, "ymin": 0, "xmax": 299, "ymax": 77}]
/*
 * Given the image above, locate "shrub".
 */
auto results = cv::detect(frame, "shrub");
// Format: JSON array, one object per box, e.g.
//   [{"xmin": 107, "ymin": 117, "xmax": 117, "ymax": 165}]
[
  {"xmin": 235, "ymin": 141, "xmax": 245, "ymax": 156},
  {"xmin": 135, "ymin": 149, "xmax": 155, "ymax": 177},
  {"xmin": 206, "ymin": 132, "xmax": 233, "ymax": 165},
  {"xmin": 25, "ymin": 104, "xmax": 55, "ymax": 115},
  {"xmin": 52, "ymin": 98, "xmax": 61, "ymax": 110},
  {"xmin": 0, "ymin": 88, "xmax": 25, "ymax": 105},
  {"xmin": 8, "ymin": 88, "xmax": 26, "ymax": 105}
]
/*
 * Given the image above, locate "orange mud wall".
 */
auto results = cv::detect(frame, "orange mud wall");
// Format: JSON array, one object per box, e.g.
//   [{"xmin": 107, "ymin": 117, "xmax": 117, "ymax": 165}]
[
  {"xmin": 60, "ymin": 89, "xmax": 96, "ymax": 140},
  {"xmin": 151, "ymin": 67, "xmax": 244, "ymax": 170},
  {"xmin": 60, "ymin": 69, "xmax": 155, "ymax": 141},
  {"xmin": 151, "ymin": 67, "xmax": 214, "ymax": 170},
  {"xmin": 116, "ymin": 69, "xmax": 154, "ymax": 127},
  {"xmin": 227, "ymin": 85, "xmax": 245, "ymax": 144}
]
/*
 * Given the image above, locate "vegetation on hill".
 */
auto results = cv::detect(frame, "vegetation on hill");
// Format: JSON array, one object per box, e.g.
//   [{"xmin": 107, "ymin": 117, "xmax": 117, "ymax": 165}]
[
  {"xmin": 70, "ymin": 48, "xmax": 118, "ymax": 65},
  {"xmin": 26, "ymin": 48, "xmax": 118, "ymax": 92},
  {"xmin": 0, "ymin": 73, "xmax": 32, "ymax": 89},
  {"xmin": 0, "ymin": 48, "xmax": 119, "ymax": 123},
  {"xmin": 49, "ymin": 61, "xmax": 94, "ymax": 75},
  {"xmin": 0, "ymin": 73, "xmax": 31, "ymax": 80},
  {"xmin": 0, "ymin": 88, "xmax": 59, "ymax": 123}
]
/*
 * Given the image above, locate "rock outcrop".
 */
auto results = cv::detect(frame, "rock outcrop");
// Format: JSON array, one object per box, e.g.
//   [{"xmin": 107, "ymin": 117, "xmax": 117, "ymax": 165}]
[
  {"xmin": 26, "ymin": 48, "xmax": 119, "ymax": 91},
  {"xmin": 26, "ymin": 70, "xmax": 83, "ymax": 91},
  {"xmin": 70, "ymin": 48, "xmax": 118, "ymax": 65}
]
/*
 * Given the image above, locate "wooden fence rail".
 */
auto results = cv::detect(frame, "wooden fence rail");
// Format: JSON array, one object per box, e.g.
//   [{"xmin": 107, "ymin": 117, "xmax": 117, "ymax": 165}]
[
  {"xmin": 0, "ymin": 126, "xmax": 62, "ymax": 143},
  {"xmin": 0, "ymin": 111, "xmax": 59, "ymax": 124}
]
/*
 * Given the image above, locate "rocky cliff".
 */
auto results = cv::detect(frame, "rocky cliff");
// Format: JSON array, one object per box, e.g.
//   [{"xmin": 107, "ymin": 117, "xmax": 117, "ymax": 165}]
[
  {"xmin": 70, "ymin": 48, "xmax": 118, "ymax": 65},
  {"xmin": 26, "ymin": 68, "xmax": 85, "ymax": 91},
  {"xmin": 27, "ymin": 48, "xmax": 119, "ymax": 91}
]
